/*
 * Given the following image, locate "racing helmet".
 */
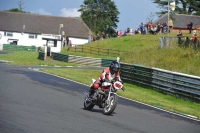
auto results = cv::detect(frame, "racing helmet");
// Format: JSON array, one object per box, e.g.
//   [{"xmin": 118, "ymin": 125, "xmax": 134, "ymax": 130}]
[{"xmin": 110, "ymin": 61, "xmax": 120, "ymax": 74}]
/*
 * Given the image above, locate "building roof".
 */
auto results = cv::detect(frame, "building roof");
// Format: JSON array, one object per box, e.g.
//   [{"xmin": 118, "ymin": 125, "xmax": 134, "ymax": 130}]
[
  {"xmin": 154, "ymin": 13, "xmax": 200, "ymax": 29},
  {"xmin": 0, "ymin": 11, "xmax": 91, "ymax": 38}
]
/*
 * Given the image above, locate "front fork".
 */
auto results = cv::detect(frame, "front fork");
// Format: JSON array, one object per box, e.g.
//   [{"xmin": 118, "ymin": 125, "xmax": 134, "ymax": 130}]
[
  {"xmin": 106, "ymin": 87, "xmax": 116, "ymax": 105},
  {"xmin": 83, "ymin": 91, "xmax": 91, "ymax": 101}
]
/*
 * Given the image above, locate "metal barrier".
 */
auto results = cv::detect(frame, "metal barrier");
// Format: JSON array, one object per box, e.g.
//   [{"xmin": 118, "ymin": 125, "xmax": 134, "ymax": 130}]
[
  {"xmin": 3, "ymin": 44, "xmax": 37, "ymax": 51},
  {"xmin": 38, "ymin": 52, "xmax": 45, "ymax": 60},
  {"xmin": 120, "ymin": 63, "xmax": 200, "ymax": 102}
]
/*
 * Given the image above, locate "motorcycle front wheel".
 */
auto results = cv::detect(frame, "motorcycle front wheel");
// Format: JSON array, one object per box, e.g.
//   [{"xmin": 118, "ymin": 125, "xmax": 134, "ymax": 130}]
[
  {"xmin": 103, "ymin": 94, "xmax": 118, "ymax": 115},
  {"xmin": 84, "ymin": 97, "xmax": 95, "ymax": 110}
]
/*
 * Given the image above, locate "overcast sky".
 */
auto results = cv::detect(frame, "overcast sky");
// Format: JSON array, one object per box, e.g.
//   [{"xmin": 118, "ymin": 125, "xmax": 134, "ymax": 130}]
[{"xmin": 0, "ymin": 0, "xmax": 161, "ymax": 30}]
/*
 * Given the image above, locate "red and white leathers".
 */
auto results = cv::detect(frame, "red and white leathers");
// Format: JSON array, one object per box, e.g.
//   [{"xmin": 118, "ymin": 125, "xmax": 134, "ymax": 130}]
[{"xmin": 93, "ymin": 67, "xmax": 121, "ymax": 90}]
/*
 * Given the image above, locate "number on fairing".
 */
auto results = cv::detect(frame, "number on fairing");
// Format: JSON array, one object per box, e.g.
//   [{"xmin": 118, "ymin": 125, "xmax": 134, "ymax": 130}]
[{"xmin": 114, "ymin": 81, "xmax": 123, "ymax": 89}]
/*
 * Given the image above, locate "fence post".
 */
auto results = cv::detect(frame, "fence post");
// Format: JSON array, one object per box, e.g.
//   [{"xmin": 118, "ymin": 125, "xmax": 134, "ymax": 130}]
[
  {"xmin": 74, "ymin": 45, "xmax": 76, "ymax": 52},
  {"xmin": 185, "ymin": 37, "xmax": 190, "ymax": 48},
  {"xmin": 82, "ymin": 45, "xmax": 83, "ymax": 53}
]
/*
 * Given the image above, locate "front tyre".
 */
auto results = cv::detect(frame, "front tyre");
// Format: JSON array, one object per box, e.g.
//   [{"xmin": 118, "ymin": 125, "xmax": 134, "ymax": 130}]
[
  {"xmin": 103, "ymin": 94, "xmax": 118, "ymax": 115},
  {"xmin": 84, "ymin": 97, "xmax": 94, "ymax": 110}
]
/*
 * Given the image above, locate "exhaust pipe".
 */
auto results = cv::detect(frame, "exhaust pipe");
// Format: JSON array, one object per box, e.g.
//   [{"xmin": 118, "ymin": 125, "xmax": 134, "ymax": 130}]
[{"xmin": 98, "ymin": 90, "xmax": 106, "ymax": 96}]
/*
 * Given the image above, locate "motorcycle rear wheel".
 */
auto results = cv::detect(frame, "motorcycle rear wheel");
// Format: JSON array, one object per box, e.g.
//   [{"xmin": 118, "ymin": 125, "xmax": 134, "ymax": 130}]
[
  {"xmin": 103, "ymin": 94, "xmax": 118, "ymax": 115},
  {"xmin": 84, "ymin": 97, "xmax": 95, "ymax": 110}
]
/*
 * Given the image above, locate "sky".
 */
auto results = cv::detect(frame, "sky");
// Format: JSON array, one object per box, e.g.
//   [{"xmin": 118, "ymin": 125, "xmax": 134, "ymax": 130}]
[{"xmin": 0, "ymin": 0, "xmax": 161, "ymax": 31}]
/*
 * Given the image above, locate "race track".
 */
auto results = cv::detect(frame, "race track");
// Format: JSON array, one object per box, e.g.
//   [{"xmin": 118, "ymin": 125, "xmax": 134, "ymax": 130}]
[{"xmin": 0, "ymin": 62, "xmax": 199, "ymax": 133}]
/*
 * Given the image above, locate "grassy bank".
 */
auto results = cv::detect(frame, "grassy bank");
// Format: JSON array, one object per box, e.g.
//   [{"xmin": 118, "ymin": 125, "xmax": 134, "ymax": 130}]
[{"xmin": 63, "ymin": 34, "xmax": 200, "ymax": 76}]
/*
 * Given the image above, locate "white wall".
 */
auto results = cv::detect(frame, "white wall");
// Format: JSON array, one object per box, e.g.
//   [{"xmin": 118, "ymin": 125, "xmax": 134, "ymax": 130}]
[
  {"xmin": 68, "ymin": 37, "xmax": 88, "ymax": 46},
  {"xmin": 50, "ymin": 41, "xmax": 62, "ymax": 53},
  {"xmin": 0, "ymin": 31, "xmax": 39, "ymax": 46},
  {"xmin": 0, "ymin": 31, "xmax": 88, "ymax": 52},
  {"xmin": 0, "ymin": 43, "xmax": 2, "ymax": 50}
]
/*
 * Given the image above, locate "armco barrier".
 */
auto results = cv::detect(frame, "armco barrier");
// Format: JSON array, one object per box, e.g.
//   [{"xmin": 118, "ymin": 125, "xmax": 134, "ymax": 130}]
[
  {"xmin": 38, "ymin": 52, "xmax": 45, "ymax": 60},
  {"xmin": 120, "ymin": 63, "xmax": 200, "ymax": 102},
  {"xmin": 51, "ymin": 52, "xmax": 68, "ymax": 62},
  {"xmin": 3, "ymin": 44, "xmax": 36, "ymax": 51}
]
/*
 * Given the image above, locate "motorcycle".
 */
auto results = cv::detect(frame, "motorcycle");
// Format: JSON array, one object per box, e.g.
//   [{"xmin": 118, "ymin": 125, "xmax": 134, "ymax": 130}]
[{"xmin": 83, "ymin": 79, "xmax": 124, "ymax": 115}]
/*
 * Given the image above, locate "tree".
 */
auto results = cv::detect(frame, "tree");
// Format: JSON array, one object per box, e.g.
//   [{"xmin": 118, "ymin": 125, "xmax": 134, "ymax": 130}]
[
  {"xmin": 18, "ymin": 0, "xmax": 25, "ymax": 11},
  {"xmin": 78, "ymin": 0, "xmax": 120, "ymax": 37},
  {"xmin": 8, "ymin": 0, "xmax": 26, "ymax": 13},
  {"xmin": 8, "ymin": 8, "xmax": 25, "ymax": 13},
  {"xmin": 152, "ymin": 0, "xmax": 200, "ymax": 16},
  {"xmin": 146, "ymin": 12, "xmax": 155, "ymax": 23}
]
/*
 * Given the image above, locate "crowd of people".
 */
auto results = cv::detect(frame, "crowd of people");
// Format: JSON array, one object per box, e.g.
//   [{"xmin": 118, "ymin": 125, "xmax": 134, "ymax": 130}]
[
  {"xmin": 113, "ymin": 20, "xmax": 174, "ymax": 37},
  {"xmin": 87, "ymin": 20, "xmax": 198, "ymax": 43}
]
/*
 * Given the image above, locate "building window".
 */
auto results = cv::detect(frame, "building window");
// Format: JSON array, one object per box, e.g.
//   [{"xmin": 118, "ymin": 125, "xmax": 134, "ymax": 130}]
[
  {"xmin": 29, "ymin": 34, "xmax": 37, "ymax": 39},
  {"xmin": 4, "ymin": 32, "xmax": 13, "ymax": 37}
]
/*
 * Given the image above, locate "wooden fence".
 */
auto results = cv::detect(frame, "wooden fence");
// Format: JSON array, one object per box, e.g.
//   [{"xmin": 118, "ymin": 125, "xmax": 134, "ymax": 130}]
[{"xmin": 68, "ymin": 45, "xmax": 128, "ymax": 57}]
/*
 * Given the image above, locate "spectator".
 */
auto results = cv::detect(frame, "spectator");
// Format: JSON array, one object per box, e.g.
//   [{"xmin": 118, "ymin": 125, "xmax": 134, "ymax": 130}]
[
  {"xmin": 189, "ymin": 20, "xmax": 193, "ymax": 34},
  {"xmin": 96, "ymin": 34, "xmax": 100, "ymax": 40},
  {"xmin": 123, "ymin": 30, "xmax": 127, "ymax": 36},
  {"xmin": 118, "ymin": 30, "xmax": 123, "ymax": 37},
  {"xmin": 190, "ymin": 33, "xmax": 198, "ymax": 42},
  {"xmin": 126, "ymin": 28, "xmax": 131, "ymax": 35},
  {"xmin": 139, "ymin": 23, "xmax": 144, "ymax": 34},
  {"xmin": 148, "ymin": 22, "xmax": 153, "ymax": 31},
  {"xmin": 162, "ymin": 22, "xmax": 167, "ymax": 33},
  {"xmin": 168, "ymin": 19, "xmax": 173, "ymax": 32},
  {"xmin": 66, "ymin": 36, "xmax": 69, "ymax": 45},
  {"xmin": 159, "ymin": 24, "xmax": 163, "ymax": 33},
  {"xmin": 144, "ymin": 24, "xmax": 148, "ymax": 34},
  {"xmin": 177, "ymin": 30, "xmax": 183, "ymax": 37},
  {"xmin": 69, "ymin": 40, "xmax": 72, "ymax": 46},
  {"xmin": 116, "ymin": 30, "xmax": 119, "ymax": 37},
  {"xmin": 102, "ymin": 32, "xmax": 106, "ymax": 39},
  {"xmin": 88, "ymin": 31, "xmax": 92, "ymax": 43},
  {"xmin": 134, "ymin": 28, "xmax": 140, "ymax": 34},
  {"xmin": 130, "ymin": 28, "xmax": 133, "ymax": 35}
]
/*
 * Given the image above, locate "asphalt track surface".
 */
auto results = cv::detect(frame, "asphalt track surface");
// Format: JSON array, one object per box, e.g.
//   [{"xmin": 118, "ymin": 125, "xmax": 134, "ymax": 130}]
[{"xmin": 0, "ymin": 61, "xmax": 200, "ymax": 133}]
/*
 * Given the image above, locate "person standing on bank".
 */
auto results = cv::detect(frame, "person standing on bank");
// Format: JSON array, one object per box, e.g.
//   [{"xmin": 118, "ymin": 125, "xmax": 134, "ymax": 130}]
[
  {"xmin": 189, "ymin": 20, "xmax": 193, "ymax": 34},
  {"xmin": 168, "ymin": 19, "xmax": 173, "ymax": 33},
  {"xmin": 66, "ymin": 36, "xmax": 69, "ymax": 46}
]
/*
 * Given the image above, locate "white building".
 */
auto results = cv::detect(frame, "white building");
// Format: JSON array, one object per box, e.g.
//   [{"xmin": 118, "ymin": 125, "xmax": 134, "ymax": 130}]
[{"xmin": 0, "ymin": 11, "xmax": 91, "ymax": 52}]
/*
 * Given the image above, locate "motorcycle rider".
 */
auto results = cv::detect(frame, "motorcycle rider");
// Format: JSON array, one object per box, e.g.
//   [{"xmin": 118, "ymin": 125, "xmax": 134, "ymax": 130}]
[{"xmin": 89, "ymin": 60, "xmax": 122, "ymax": 98}]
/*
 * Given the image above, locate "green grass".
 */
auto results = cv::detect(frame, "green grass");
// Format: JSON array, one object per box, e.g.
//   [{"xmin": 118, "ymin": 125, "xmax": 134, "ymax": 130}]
[
  {"xmin": 63, "ymin": 33, "xmax": 200, "ymax": 76},
  {"xmin": 1, "ymin": 33, "xmax": 200, "ymax": 119},
  {"xmin": 0, "ymin": 51, "xmax": 77, "ymax": 66}
]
